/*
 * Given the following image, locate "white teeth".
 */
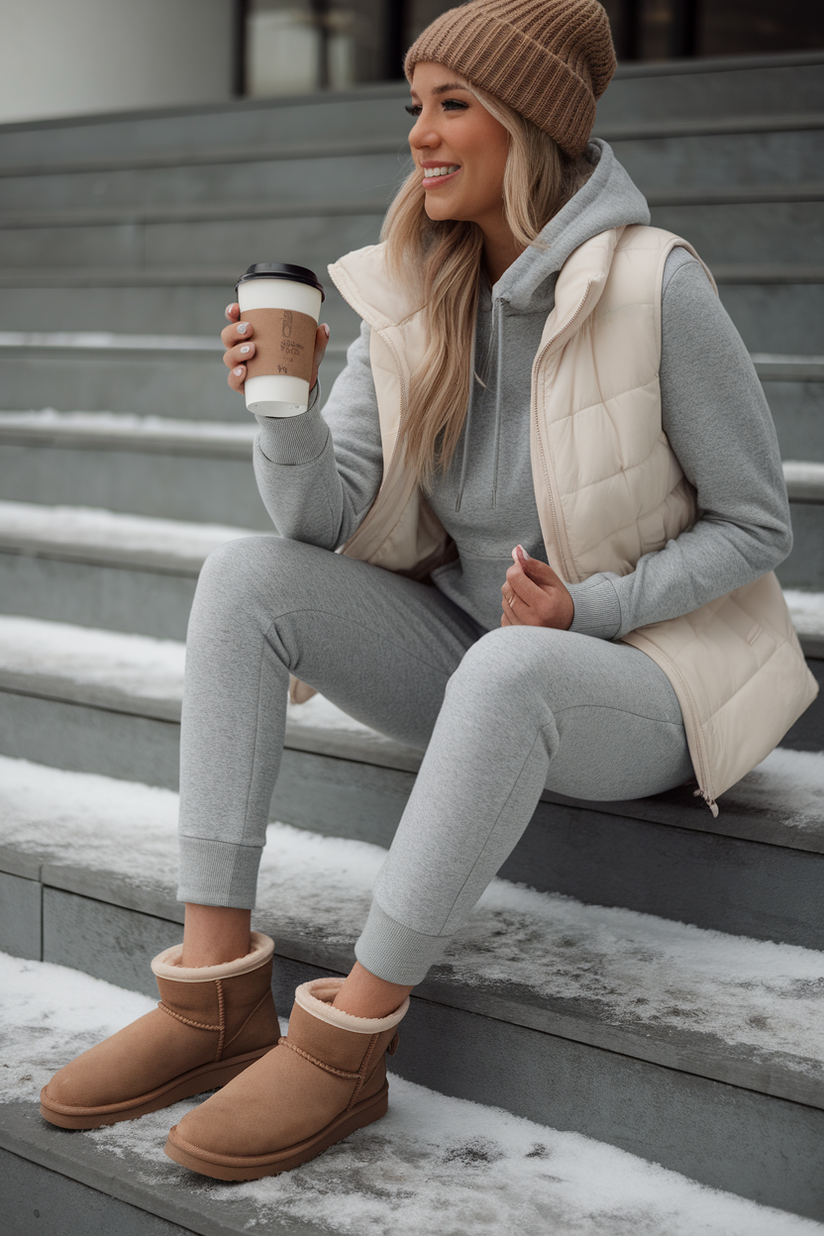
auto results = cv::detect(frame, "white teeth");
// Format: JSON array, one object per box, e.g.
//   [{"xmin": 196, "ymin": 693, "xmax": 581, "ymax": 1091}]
[{"xmin": 423, "ymin": 165, "xmax": 459, "ymax": 178}]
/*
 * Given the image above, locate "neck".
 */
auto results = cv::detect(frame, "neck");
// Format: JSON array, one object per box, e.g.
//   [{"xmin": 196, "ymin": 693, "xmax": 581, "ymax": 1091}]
[{"xmin": 482, "ymin": 231, "xmax": 526, "ymax": 285}]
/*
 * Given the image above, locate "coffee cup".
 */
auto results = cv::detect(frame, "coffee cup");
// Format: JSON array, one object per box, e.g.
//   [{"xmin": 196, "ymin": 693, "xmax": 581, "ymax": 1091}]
[{"xmin": 235, "ymin": 263, "xmax": 325, "ymax": 417}]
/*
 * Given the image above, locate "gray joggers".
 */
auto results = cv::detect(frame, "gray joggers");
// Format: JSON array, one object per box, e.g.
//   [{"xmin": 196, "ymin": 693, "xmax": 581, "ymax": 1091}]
[{"xmin": 178, "ymin": 535, "xmax": 693, "ymax": 984}]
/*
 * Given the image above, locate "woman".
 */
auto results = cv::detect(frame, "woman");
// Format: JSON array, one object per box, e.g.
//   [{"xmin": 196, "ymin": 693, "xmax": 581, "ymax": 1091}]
[{"xmin": 41, "ymin": 0, "xmax": 816, "ymax": 1183}]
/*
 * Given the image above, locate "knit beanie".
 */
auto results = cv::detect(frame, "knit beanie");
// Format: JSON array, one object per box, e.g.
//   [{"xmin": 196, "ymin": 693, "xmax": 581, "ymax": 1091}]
[{"xmin": 404, "ymin": 0, "xmax": 616, "ymax": 157}]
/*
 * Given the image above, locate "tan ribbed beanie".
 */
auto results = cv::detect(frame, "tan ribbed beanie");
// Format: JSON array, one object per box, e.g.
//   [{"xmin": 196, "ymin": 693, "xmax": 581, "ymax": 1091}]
[{"xmin": 404, "ymin": 0, "xmax": 616, "ymax": 157}]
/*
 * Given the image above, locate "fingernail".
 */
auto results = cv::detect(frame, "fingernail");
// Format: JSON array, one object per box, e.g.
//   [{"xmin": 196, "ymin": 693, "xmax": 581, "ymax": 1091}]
[
  {"xmin": 323, "ymin": 323, "xmax": 330, "ymax": 339},
  {"xmin": 239, "ymin": 345, "xmax": 251, "ymax": 354},
  {"xmin": 517, "ymin": 544, "xmax": 529, "ymax": 560},
  {"xmin": 224, "ymin": 303, "xmax": 234, "ymax": 317},
  {"xmin": 234, "ymin": 366, "xmax": 244, "ymax": 376},
  {"xmin": 237, "ymin": 323, "xmax": 249, "ymax": 335}
]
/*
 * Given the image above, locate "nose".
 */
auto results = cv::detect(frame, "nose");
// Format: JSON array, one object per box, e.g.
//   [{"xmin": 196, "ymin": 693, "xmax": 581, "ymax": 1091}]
[{"xmin": 408, "ymin": 113, "xmax": 441, "ymax": 154}]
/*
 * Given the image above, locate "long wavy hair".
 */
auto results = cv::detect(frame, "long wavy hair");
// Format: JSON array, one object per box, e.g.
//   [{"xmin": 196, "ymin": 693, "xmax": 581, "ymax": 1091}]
[{"xmin": 381, "ymin": 85, "xmax": 591, "ymax": 486}]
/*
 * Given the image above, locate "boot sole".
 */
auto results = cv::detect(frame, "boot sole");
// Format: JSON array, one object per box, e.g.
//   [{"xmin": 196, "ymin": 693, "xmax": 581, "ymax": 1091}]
[
  {"xmin": 164, "ymin": 1082, "xmax": 389, "ymax": 1180},
  {"xmin": 39, "ymin": 1045, "xmax": 276, "ymax": 1130}
]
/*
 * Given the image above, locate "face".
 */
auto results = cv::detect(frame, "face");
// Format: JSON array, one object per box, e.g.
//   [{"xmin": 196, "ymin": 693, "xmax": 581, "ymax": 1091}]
[{"xmin": 407, "ymin": 62, "xmax": 511, "ymax": 238}]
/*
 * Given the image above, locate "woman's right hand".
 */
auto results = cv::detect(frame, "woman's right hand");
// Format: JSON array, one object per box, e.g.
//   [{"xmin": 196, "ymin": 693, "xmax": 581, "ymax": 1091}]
[{"xmin": 221, "ymin": 302, "xmax": 331, "ymax": 395}]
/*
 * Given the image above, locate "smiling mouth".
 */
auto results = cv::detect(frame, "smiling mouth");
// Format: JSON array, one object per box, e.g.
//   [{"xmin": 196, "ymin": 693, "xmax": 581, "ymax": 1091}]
[{"xmin": 422, "ymin": 164, "xmax": 460, "ymax": 185}]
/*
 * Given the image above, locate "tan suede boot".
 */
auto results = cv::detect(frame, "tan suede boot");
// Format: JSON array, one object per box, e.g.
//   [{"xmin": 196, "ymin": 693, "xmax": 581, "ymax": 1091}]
[
  {"xmin": 164, "ymin": 976, "xmax": 408, "ymax": 1181},
  {"xmin": 40, "ymin": 932, "xmax": 279, "ymax": 1130}
]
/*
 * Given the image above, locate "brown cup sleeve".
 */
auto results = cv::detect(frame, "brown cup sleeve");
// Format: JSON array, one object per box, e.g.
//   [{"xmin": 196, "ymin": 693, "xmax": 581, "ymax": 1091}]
[{"xmin": 240, "ymin": 308, "xmax": 317, "ymax": 384}]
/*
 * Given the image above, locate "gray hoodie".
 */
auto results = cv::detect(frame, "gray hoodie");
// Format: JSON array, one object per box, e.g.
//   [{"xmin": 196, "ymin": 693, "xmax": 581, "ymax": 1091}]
[{"xmin": 253, "ymin": 141, "xmax": 791, "ymax": 638}]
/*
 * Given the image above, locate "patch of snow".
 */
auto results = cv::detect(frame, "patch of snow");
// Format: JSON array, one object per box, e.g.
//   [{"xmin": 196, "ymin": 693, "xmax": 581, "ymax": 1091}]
[
  {"xmin": 285, "ymin": 689, "xmax": 378, "ymax": 736},
  {"xmin": 0, "ymin": 409, "xmax": 256, "ymax": 442},
  {"xmin": 0, "ymin": 501, "xmax": 262, "ymax": 560},
  {"xmin": 784, "ymin": 589, "xmax": 824, "ymax": 639},
  {"xmin": 2, "ymin": 756, "xmax": 824, "ymax": 1073},
  {"xmin": 725, "ymin": 747, "xmax": 824, "ymax": 835},
  {"xmin": 1, "ymin": 952, "xmax": 820, "ymax": 1236},
  {"xmin": 0, "ymin": 616, "xmax": 185, "ymax": 699}
]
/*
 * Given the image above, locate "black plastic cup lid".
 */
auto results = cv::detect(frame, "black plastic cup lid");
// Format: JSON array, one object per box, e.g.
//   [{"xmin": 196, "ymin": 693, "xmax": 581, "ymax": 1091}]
[{"xmin": 236, "ymin": 263, "xmax": 325, "ymax": 301}]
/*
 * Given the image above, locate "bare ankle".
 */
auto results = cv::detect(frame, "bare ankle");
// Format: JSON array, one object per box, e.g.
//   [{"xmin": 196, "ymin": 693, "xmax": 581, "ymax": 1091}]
[
  {"xmin": 181, "ymin": 904, "xmax": 252, "ymax": 968},
  {"xmin": 332, "ymin": 961, "xmax": 413, "ymax": 1019}
]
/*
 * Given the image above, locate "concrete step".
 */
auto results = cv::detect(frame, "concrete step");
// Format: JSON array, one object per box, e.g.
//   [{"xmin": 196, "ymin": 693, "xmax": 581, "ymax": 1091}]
[
  {"xmin": 2, "ymin": 758, "xmax": 824, "ymax": 1221},
  {"xmin": 3, "ymin": 957, "xmax": 819, "ymax": 1236},
  {"xmin": 0, "ymin": 51, "xmax": 819, "ymax": 171},
  {"xmin": 1, "ymin": 271, "xmax": 818, "ymax": 355},
  {"xmin": 0, "ymin": 335, "xmax": 352, "ymax": 420},
  {"xmin": 0, "ymin": 504, "xmax": 261, "ymax": 639},
  {"xmin": 0, "ymin": 613, "xmax": 822, "ymax": 948},
  {"xmin": 2, "ymin": 192, "xmax": 821, "ymax": 281},
  {"xmin": 0, "ymin": 283, "xmax": 362, "ymax": 349},
  {"xmin": 1, "ymin": 121, "xmax": 820, "ymax": 221}
]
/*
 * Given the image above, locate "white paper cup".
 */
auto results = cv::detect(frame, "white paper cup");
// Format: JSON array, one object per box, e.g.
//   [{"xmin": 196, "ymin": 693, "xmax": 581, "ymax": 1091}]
[{"xmin": 235, "ymin": 264, "xmax": 325, "ymax": 417}]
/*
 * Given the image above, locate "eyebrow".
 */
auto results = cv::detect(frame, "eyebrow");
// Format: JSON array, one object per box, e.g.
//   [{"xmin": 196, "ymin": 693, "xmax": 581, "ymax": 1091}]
[{"xmin": 409, "ymin": 82, "xmax": 472, "ymax": 101}]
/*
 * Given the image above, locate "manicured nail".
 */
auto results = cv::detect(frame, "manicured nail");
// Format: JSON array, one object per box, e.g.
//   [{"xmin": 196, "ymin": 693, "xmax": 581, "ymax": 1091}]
[
  {"xmin": 239, "ymin": 345, "xmax": 251, "ymax": 354},
  {"xmin": 224, "ymin": 303, "xmax": 234, "ymax": 318},
  {"xmin": 237, "ymin": 323, "xmax": 249, "ymax": 335},
  {"xmin": 323, "ymin": 323, "xmax": 330, "ymax": 339},
  {"xmin": 234, "ymin": 366, "xmax": 244, "ymax": 376},
  {"xmin": 517, "ymin": 544, "xmax": 529, "ymax": 560}
]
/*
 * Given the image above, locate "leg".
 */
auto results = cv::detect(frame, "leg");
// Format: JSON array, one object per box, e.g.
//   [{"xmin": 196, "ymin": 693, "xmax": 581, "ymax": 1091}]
[
  {"xmin": 356, "ymin": 625, "xmax": 694, "ymax": 985},
  {"xmin": 178, "ymin": 535, "xmax": 481, "ymax": 918}
]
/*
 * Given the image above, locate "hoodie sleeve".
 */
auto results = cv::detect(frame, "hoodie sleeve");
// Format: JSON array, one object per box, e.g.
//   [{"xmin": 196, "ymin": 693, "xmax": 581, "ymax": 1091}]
[
  {"xmin": 252, "ymin": 320, "xmax": 384, "ymax": 549},
  {"xmin": 567, "ymin": 247, "xmax": 792, "ymax": 640}
]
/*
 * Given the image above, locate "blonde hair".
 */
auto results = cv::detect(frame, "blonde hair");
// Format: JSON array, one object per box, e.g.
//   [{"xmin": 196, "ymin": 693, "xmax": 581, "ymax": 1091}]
[{"xmin": 381, "ymin": 86, "xmax": 590, "ymax": 486}]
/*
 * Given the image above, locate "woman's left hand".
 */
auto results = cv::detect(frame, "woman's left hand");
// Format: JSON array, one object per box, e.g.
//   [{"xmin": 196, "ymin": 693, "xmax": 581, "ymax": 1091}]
[{"xmin": 501, "ymin": 545, "xmax": 574, "ymax": 629}]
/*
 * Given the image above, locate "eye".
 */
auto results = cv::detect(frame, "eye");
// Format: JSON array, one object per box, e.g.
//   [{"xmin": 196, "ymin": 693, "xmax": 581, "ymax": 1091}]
[
  {"xmin": 441, "ymin": 98, "xmax": 468, "ymax": 111},
  {"xmin": 405, "ymin": 104, "xmax": 421, "ymax": 117}
]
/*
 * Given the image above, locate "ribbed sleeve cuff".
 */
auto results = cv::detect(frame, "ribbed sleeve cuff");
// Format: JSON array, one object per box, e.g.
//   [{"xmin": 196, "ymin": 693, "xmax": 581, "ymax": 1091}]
[
  {"xmin": 355, "ymin": 900, "xmax": 452, "ymax": 986},
  {"xmin": 567, "ymin": 574, "xmax": 622, "ymax": 640},
  {"xmin": 255, "ymin": 393, "xmax": 329, "ymax": 466},
  {"xmin": 176, "ymin": 835, "xmax": 263, "ymax": 909}
]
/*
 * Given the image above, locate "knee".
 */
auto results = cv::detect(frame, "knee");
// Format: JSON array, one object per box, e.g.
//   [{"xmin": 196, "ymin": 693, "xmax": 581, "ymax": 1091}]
[
  {"xmin": 193, "ymin": 536, "xmax": 313, "ymax": 621},
  {"xmin": 446, "ymin": 626, "xmax": 557, "ymax": 708}
]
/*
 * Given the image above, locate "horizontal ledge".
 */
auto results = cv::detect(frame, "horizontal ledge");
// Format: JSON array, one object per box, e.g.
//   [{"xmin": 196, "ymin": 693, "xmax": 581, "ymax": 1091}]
[
  {"xmin": 2, "ymin": 185, "xmax": 824, "ymax": 233},
  {"xmin": 1, "ymin": 111, "xmax": 822, "ymax": 181},
  {"xmin": 2, "ymin": 265, "xmax": 824, "ymax": 289},
  {"xmin": 0, "ymin": 331, "xmax": 349, "ymax": 359}
]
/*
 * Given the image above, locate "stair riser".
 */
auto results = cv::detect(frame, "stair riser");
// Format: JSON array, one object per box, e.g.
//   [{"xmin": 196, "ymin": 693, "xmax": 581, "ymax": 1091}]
[
  {"xmin": 9, "ymin": 881, "xmax": 824, "ymax": 1222},
  {"xmin": 0, "ymin": 59, "xmax": 821, "ymax": 170},
  {"xmin": 596, "ymin": 60, "xmax": 824, "ymax": 126},
  {"xmin": 763, "ymin": 380, "xmax": 824, "ymax": 462},
  {"xmin": 2, "ymin": 281, "xmax": 820, "ymax": 355},
  {"xmin": 0, "ymin": 442, "xmax": 271, "ymax": 526},
  {"xmin": 0, "ymin": 212, "xmax": 384, "ymax": 271},
  {"xmin": 2, "ymin": 129, "xmax": 822, "ymax": 217},
  {"xmin": 4, "ymin": 200, "xmax": 822, "ymax": 272},
  {"xmin": 1, "ymin": 1150, "xmax": 192, "ymax": 1236},
  {"xmin": 0, "ymin": 286, "xmax": 362, "ymax": 342},
  {"xmin": 0, "ymin": 152, "xmax": 406, "ymax": 214},
  {"xmin": 612, "ymin": 128, "xmax": 824, "ymax": 194},
  {"xmin": 0, "ymin": 350, "xmax": 349, "ymax": 419},
  {"xmin": 1, "ymin": 494, "xmax": 820, "ymax": 639},
  {"xmin": 2, "ymin": 690, "xmax": 823, "ymax": 948},
  {"xmin": 0, "ymin": 553, "xmax": 200, "ymax": 641}
]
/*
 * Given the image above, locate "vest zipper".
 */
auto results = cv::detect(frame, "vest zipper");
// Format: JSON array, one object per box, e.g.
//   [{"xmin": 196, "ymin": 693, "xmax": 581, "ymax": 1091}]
[{"xmin": 531, "ymin": 282, "xmax": 593, "ymax": 583}]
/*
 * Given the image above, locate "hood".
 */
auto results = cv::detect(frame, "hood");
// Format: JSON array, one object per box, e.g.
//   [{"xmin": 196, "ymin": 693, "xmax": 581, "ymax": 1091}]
[{"xmin": 490, "ymin": 139, "xmax": 651, "ymax": 315}]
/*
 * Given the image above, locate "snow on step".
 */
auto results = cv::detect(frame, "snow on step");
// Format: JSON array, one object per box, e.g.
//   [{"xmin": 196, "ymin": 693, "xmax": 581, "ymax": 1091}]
[
  {"xmin": 0, "ymin": 408, "xmax": 257, "ymax": 450},
  {"xmin": 3, "ymin": 957, "xmax": 818, "ymax": 1236},
  {"xmin": 2, "ymin": 755, "xmax": 824, "ymax": 1103},
  {"xmin": 0, "ymin": 500, "xmax": 262, "ymax": 568}
]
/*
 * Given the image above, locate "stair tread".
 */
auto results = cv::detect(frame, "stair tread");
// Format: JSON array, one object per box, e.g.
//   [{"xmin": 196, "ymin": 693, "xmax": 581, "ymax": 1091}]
[
  {"xmin": 0, "ymin": 500, "xmax": 260, "ymax": 571},
  {"xmin": 0, "ymin": 612, "xmax": 822, "ymax": 843},
  {"xmin": 2, "ymin": 755, "xmax": 824, "ymax": 1111},
  {"xmin": 3, "ymin": 957, "xmax": 816, "ymax": 1236}
]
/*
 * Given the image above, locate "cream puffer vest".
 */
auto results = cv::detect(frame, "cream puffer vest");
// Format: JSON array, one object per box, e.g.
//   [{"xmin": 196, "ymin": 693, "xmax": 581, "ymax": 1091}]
[{"xmin": 322, "ymin": 224, "xmax": 817, "ymax": 813}]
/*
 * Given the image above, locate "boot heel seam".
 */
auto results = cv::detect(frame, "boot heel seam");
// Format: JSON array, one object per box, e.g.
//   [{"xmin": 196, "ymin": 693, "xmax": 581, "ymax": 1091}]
[
  {"xmin": 278, "ymin": 1037, "xmax": 361, "ymax": 1082},
  {"xmin": 347, "ymin": 1034, "xmax": 378, "ymax": 1110},
  {"xmin": 215, "ymin": 979, "xmax": 226, "ymax": 1061},
  {"xmin": 221, "ymin": 988, "xmax": 275, "ymax": 1055}
]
